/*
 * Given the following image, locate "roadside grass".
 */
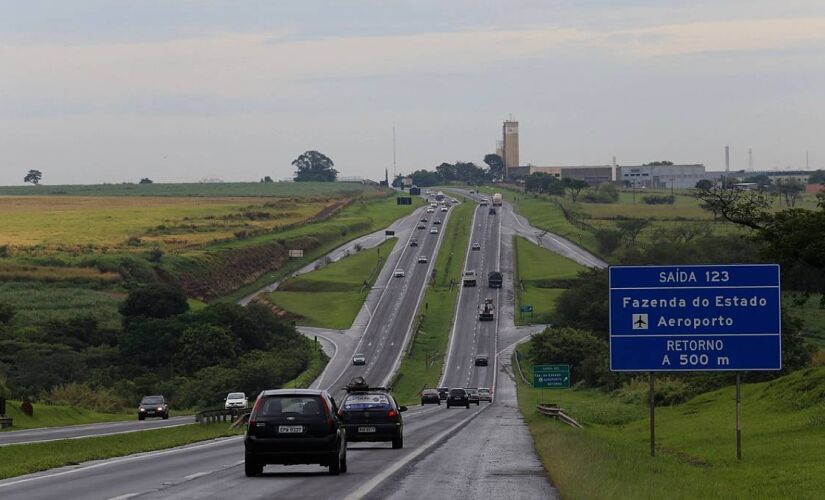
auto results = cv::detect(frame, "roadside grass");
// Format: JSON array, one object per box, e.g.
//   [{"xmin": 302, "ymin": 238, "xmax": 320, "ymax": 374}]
[
  {"xmin": 216, "ymin": 195, "xmax": 422, "ymax": 303},
  {"xmin": 514, "ymin": 344, "xmax": 825, "ymax": 499},
  {"xmin": 263, "ymin": 238, "xmax": 397, "ymax": 329},
  {"xmin": 0, "ymin": 423, "xmax": 240, "ymax": 480},
  {"xmin": 513, "ymin": 236, "xmax": 585, "ymax": 326},
  {"xmin": 392, "ymin": 200, "xmax": 474, "ymax": 405},
  {"xmin": 1, "ymin": 401, "xmax": 133, "ymax": 432},
  {"xmin": 0, "ymin": 181, "xmax": 378, "ymax": 198}
]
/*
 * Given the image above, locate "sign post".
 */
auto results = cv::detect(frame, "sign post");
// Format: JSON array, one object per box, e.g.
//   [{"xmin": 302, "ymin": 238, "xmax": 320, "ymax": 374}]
[
  {"xmin": 609, "ymin": 264, "xmax": 781, "ymax": 459},
  {"xmin": 520, "ymin": 304, "xmax": 533, "ymax": 323}
]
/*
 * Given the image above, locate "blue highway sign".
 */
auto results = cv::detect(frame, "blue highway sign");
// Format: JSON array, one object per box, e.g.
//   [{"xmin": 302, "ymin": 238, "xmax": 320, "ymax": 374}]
[{"xmin": 609, "ymin": 264, "xmax": 781, "ymax": 372}]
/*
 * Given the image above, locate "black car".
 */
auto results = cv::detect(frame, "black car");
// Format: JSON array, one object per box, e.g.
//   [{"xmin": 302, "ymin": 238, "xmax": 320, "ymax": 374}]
[
  {"xmin": 410, "ymin": 239, "xmax": 418, "ymax": 247},
  {"xmin": 244, "ymin": 389, "xmax": 346, "ymax": 476},
  {"xmin": 420, "ymin": 389, "xmax": 441, "ymax": 405},
  {"xmin": 474, "ymin": 354, "xmax": 489, "ymax": 366},
  {"xmin": 138, "ymin": 395, "xmax": 169, "ymax": 420},
  {"xmin": 446, "ymin": 388, "xmax": 470, "ymax": 409},
  {"xmin": 338, "ymin": 378, "xmax": 406, "ymax": 449},
  {"xmin": 437, "ymin": 387, "xmax": 450, "ymax": 400}
]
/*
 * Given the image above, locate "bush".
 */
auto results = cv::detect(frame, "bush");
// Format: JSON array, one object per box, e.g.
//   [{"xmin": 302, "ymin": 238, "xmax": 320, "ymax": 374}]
[
  {"xmin": 616, "ymin": 376, "xmax": 696, "ymax": 406},
  {"xmin": 529, "ymin": 327, "xmax": 614, "ymax": 388},
  {"xmin": 642, "ymin": 194, "xmax": 675, "ymax": 205},
  {"xmin": 582, "ymin": 183, "xmax": 620, "ymax": 204},
  {"xmin": 119, "ymin": 284, "xmax": 189, "ymax": 323},
  {"xmin": 594, "ymin": 229, "xmax": 623, "ymax": 254},
  {"xmin": 43, "ymin": 383, "xmax": 127, "ymax": 413}
]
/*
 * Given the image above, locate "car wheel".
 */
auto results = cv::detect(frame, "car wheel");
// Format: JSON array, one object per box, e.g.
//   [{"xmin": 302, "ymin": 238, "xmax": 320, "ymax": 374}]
[
  {"xmin": 329, "ymin": 453, "xmax": 341, "ymax": 476},
  {"xmin": 244, "ymin": 459, "xmax": 263, "ymax": 477},
  {"xmin": 392, "ymin": 433, "xmax": 404, "ymax": 449},
  {"xmin": 162, "ymin": 413, "xmax": 169, "ymax": 419},
  {"xmin": 138, "ymin": 415, "xmax": 145, "ymax": 421},
  {"xmin": 437, "ymin": 400, "xmax": 441, "ymax": 406},
  {"xmin": 340, "ymin": 447, "xmax": 348, "ymax": 474},
  {"xmin": 466, "ymin": 403, "xmax": 470, "ymax": 409}
]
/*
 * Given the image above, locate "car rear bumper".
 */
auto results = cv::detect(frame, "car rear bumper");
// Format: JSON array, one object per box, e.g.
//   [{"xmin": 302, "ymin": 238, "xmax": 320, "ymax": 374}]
[
  {"xmin": 245, "ymin": 435, "xmax": 338, "ymax": 464},
  {"xmin": 343, "ymin": 423, "xmax": 400, "ymax": 442}
]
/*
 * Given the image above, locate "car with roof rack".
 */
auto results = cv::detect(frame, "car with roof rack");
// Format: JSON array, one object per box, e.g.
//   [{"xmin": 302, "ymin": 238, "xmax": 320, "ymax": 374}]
[{"xmin": 338, "ymin": 377, "xmax": 407, "ymax": 449}]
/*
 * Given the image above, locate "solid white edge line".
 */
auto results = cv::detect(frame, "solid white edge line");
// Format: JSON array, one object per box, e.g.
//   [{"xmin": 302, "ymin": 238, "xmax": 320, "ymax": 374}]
[
  {"xmin": 0, "ymin": 423, "xmax": 192, "ymax": 448},
  {"xmin": 343, "ymin": 404, "xmax": 490, "ymax": 500},
  {"xmin": 0, "ymin": 435, "xmax": 243, "ymax": 490},
  {"xmin": 308, "ymin": 334, "xmax": 339, "ymax": 390}
]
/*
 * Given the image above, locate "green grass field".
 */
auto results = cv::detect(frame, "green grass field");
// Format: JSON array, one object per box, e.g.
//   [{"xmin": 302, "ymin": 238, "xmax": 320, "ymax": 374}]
[
  {"xmin": 1, "ymin": 401, "xmax": 133, "ymax": 432},
  {"xmin": 392, "ymin": 200, "xmax": 474, "ymax": 405},
  {"xmin": 513, "ymin": 236, "xmax": 586, "ymax": 325},
  {"xmin": 264, "ymin": 238, "xmax": 397, "ymax": 329},
  {"xmin": 0, "ymin": 423, "xmax": 240, "ymax": 479},
  {"xmin": 0, "ymin": 281, "xmax": 123, "ymax": 329},
  {"xmin": 0, "ymin": 181, "xmax": 378, "ymax": 198},
  {"xmin": 514, "ymin": 345, "xmax": 825, "ymax": 499}
]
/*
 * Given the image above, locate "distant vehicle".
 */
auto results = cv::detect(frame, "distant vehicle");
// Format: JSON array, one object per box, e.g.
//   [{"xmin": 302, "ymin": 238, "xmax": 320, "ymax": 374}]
[
  {"xmin": 488, "ymin": 271, "xmax": 503, "ymax": 288},
  {"xmin": 352, "ymin": 353, "xmax": 366, "ymax": 365},
  {"xmin": 417, "ymin": 223, "xmax": 426, "ymax": 230},
  {"xmin": 430, "ymin": 227, "xmax": 438, "ymax": 234},
  {"xmin": 225, "ymin": 392, "xmax": 248, "ymax": 410},
  {"xmin": 394, "ymin": 269, "xmax": 405, "ymax": 278},
  {"xmin": 478, "ymin": 388, "xmax": 492, "ymax": 402},
  {"xmin": 418, "ymin": 255, "xmax": 428, "ymax": 264},
  {"xmin": 446, "ymin": 388, "xmax": 470, "ymax": 409},
  {"xmin": 138, "ymin": 395, "xmax": 169, "ymax": 420},
  {"xmin": 420, "ymin": 217, "xmax": 428, "ymax": 222},
  {"xmin": 466, "ymin": 388, "xmax": 480, "ymax": 406},
  {"xmin": 492, "ymin": 193, "xmax": 502, "ymax": 206},
  {"xmin": 441, "ymin": 207, "xmax": 449, "ymax": 212},
  {"xmin": 471, "ymin": 242, "xmax": 481, "ymax": 250},
  {"xmin": 339, "ymin": 377, "xmax": 406, "ymax": 449},
  {"xmin": 437, "ymin": 387, "xmax": 450, "ymax": 400},
  {"xmin": 474, "ymin": 354, "xmax": 489, "ymax": 367},
  {"xmin": 409, "ymin": 186, "xmax": 421, "ymax": 196},
  {"xmin": 478, "ymin": 298, "xmax": 495, "ymax": 321},
  {"xmin": 435, "ymin": 191, "xmax": 445, "ymax": 201},
  {"xmin": 488, "ymin": 207, "xmax": 496, "ymax": 215},
  {"xmin": 410, "ymin": 238, "xmax": 418, "ymax": 247},
  {"xmin": 463, "ymin": 270, "xmax": 477, "ymax": 287},
  {"xmin": 244, "ymin": 389, "xmax": 346, "ymax": 476},
  {"xmin": 420, "ymin": 389, "xmax": 441, "ymax": 405},
  {"xmin": 426, "ymin": 208, "xmax": 435, "ymax": 213},
  {"xmin": 479, "ymin": 198, "xmax": 489, "ymax": 206},
  {"xmin": 433, "ymin": 219, "xmax": 442, "ymax": 225}
]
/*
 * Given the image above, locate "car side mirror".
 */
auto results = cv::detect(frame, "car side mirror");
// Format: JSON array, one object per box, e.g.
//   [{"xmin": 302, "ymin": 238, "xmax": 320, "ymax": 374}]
[{"xmin": 399, "ymin": 406, "xmax": 408, "ymax": 412}]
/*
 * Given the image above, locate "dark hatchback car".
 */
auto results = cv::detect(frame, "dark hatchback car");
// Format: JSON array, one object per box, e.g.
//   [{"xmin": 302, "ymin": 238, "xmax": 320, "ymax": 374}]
[
  {"xmin": 339, "ymin": 381, "xmax": 407, "ymax": 449},
  {"xmin": 138, "ymin": 395, "xmax": 169, "ymax": 420},
  {"xmin": 446, "ymin": 388, "xmax": 470, "ymax": 409},
  {"xmin": 420, "ymin": 389, "xmax": 441, "ymax": 405},
  {"xmin": 437, "ymin": 387, "xmax": 450, "ymax": 400},
  {"xmin": 466, "ymin": 388, "xmax": 480, "ymax": 406},
  {"xmin": 244, "ymin": 389, "xmax": 347, "ymax": 477}
]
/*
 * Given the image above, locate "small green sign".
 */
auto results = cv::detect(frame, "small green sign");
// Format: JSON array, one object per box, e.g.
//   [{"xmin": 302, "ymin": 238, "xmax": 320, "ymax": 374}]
[
  {"xmin": 533, "ymin": 364, "xmax": 570, "ymax": 388},
  {"xmin": 520, "ymin": 305, "xmax": 533, "ymax": 313}
]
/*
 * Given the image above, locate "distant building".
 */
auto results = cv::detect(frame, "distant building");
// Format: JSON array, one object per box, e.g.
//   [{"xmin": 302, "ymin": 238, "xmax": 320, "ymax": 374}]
[
  {"xmin": 502, "ymin": 120, "xmax": 519, "ymax": 179},
  {"xmin": 560, "ymin": 166, "xmax": 614, "ymax": 185},
  {"xmin": 617, "ymin": 164, "xmax": 711, "ymax": 189}
]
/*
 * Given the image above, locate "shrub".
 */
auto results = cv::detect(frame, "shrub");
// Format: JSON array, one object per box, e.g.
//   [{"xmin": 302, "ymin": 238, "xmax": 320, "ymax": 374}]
[
  {"xmin": 642, "ymin": 194, "xmax": 675, "ymax": 205},
  {"xmin": 0, "ymin": 245, "xmax": 9, "ymax": 258},
  {"xmin": 594, "ymin": 228, "xmax": 623, "ymax": 254},
  {"xmin": 529, "ymin": 326, "xmax": 613, "ymax": 388},
  {"xmin": 43, "ymin": 383, "xmax": 127, "ymax": 413},
  {"xmin": 616, "ymin": 376, "xmax": 696, "ymax": 406},
  {"xmin": 148, "ymin": 248, "xmax": 164, "ymax": 263}
]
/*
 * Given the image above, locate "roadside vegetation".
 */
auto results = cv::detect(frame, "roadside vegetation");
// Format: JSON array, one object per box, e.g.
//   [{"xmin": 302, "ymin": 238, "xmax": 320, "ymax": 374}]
[
  {"xmin": 261, "ymin": 238, "xmax": 397, "ymax": 329},
  {"xmin": 515, "ymin": 347, "xmax": 825, "ymax": 499},
  {"xmin": 0, "ymin": 423, "xmax": 240, "ymax": 480},
  {"xmin": 512, "ymin": 236, "xmax": 585, "ymax": 325},
  {"xmin": 1, "ymin": 400, "xmax": 132, "ymax": 431},
  {"xmin": 391, "ymin": 200, "xmax": 474, "ymax": 405}
]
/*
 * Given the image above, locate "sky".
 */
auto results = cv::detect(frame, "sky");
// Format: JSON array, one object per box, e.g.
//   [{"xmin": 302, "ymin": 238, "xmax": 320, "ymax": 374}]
[{"xmin": 1, "ymin": 0, "xmax": 824, "ymax": 185}]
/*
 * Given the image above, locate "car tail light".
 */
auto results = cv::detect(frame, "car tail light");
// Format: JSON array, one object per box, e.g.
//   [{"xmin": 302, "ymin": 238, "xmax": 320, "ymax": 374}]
[
  {"xmin": 321, "ymin": 397, "xmax": 334, "ymax": 430},
  {"xmin": 248, "ymin": 395, "xmax": 264, "ymax": 429},
  {"xmin": 388, "ymin": 409, "xmax": 397, "ymax": 419}
]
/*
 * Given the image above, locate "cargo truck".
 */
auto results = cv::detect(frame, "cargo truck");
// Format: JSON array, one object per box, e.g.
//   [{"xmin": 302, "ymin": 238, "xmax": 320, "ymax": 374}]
[{"xmin": 492, "ymin": 193, "xmax": 502, "ymax": 206}]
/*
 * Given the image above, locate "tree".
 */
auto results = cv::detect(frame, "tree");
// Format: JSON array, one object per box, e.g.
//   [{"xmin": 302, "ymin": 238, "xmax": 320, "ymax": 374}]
[
  {"xmin": 139, "ymin": 177, "xmax": 153, "ymax": 184},
  {"xmin": 292, "ymin": 151, "xmax": 338, "ymax": 182},
  {"xmin": 562, "ymin": 178, "xmax": 589, "ymax": 202},
  {"xmin": 776, "ymin": 179, "xmax": 804, "ymax": 208},
  {"xmin": 616, "ymin": 219, "xmax": 650, "ymax": 247},
  {"xmin": 693, "ymin": 184, "xmax": 771, "ymax": 230},
  {"xmin": 529, "ymin": 327, "xmax": 614, "ymax": 388},
  {"xmin": 391, "ymin": 174, "xmax": 404, "ymax": 188},
  {"xmin": 408, "ymin": 169, "xmax": 443, "ymax": 187},
  {"xmin": 119, "ymin": 284, "xmax": 189, "ymax": 323},
  {"xmin": 175, "ymin": 324, "xmax": 236, "ymax": 375},
  {"xmin": 808, "ymin": 169, "xmax": 825, "ymax": 185},
  {"xmin": 260, "ymin": 176, "xmax": 274, "ymax": 183},
  {"xmin": 23, "ymin": 169, "xmax": 42, "ymax": 185},
  {"xmin": 695, "ymin": 179, "xmax": 713, "ymax": 190},
  {"xmin": 743, "ymin": 174, "xmax": 772, "ymax": 192},
  {"xmin": 554, "ymin": 269, "xmax": 610, "ymax": 339},
  {"xmin": 483, "ymin": 154, "xmax": 505, "ymax": 181}
]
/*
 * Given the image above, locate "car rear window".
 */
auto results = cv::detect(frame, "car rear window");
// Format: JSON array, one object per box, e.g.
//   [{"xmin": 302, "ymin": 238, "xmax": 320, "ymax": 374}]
[
  {"xmin": 258, "ymin": 396, "xmax": 326, "ymax": 418},
  {"xmin": 344, "ymin": 393, "xmax": 392, "ymax": 410},
  {"xmin": 449, "ymin": 389, "xmax": 466, "ymax": 397},
  {"xmin": 227, "ymin": 393, "xmax": 245, "ymax": 399}
]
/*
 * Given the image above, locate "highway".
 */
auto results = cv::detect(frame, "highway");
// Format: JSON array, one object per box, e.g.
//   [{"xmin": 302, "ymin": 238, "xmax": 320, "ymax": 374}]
[
  {"xmin": 0, "ymin": 191, "xmax": 583, "ymax": 499},
  {"xmin": 0, "ymin": 416, "xmax": 193, "ymax": 447}
]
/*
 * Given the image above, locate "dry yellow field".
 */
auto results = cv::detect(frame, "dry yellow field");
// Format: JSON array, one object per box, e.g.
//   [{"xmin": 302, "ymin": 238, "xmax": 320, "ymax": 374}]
[{"xmin": 0, "ymin": 195, "xmax": 334, "ymax": 250}]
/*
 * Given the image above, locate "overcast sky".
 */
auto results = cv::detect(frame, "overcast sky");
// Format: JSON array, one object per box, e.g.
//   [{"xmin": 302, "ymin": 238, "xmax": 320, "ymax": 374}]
[{"xmin": 2, "ymin": 0, "xmax": 824, "ymax": 185}]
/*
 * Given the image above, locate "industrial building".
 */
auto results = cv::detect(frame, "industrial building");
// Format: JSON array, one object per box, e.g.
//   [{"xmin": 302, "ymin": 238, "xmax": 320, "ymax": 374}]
[{"xmin": 617, "ymin": 164, "xmax": 712, "ymax": 189}]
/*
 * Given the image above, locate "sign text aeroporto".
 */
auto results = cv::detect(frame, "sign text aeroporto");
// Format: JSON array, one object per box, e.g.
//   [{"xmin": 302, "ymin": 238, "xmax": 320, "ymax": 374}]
[{"xmin": 609, "ymin": 264, "xmax": 781, "ymax": 372}]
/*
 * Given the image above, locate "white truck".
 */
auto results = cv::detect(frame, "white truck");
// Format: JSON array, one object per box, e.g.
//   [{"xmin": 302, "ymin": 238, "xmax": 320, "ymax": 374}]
[{"xmin": 492, "ymin": 193, "xmax": 502, "ymax": 206}]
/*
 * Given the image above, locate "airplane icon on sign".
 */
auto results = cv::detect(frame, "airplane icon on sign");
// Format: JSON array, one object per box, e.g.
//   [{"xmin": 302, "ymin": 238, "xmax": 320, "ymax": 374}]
[{"xmin": 632, "ymin": 314, "xmax": 648, "ymax": 330}]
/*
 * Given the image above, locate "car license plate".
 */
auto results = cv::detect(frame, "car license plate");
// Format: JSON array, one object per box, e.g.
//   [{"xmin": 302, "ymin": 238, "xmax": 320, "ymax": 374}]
[
  {"xmin": 278, "ymin": 425, "xmax": 303, "ymax": 434},
  {"xmin": 358, "ymin": 426, "xmax": 376, "ymax": 433}
]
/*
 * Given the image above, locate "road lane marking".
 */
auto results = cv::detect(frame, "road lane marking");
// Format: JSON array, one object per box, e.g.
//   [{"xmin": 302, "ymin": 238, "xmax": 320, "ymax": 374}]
[{"xmin": 0, "ymin": 423, "xmax": 192, "ymax": 447}]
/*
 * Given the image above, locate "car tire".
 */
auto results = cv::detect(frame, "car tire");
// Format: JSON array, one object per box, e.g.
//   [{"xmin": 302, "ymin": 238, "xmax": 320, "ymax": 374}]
[
  {"xmin": 466, "ymin": 403, "xmax": 470, "ymax": 409},
  {"xmin": 340, "ymin": 446, "xmax": 348, "ymax": 474},
  {"xmin": 162, "ymin": 413, "xmax": 169, "ymax": 420},
  {"xmin": 244, "ymin": 459, "xmax": 263, "ymax": 477},
  {"xmin": 138, "ymin": 415, "xmax": 145, "ymax": 421},
  {"xmin": 392, "ymin": 433, "xmax": 404, "ymax": 449},
  {"xmin": 329, "ymin": 452, "xmax": 342, "ymax": 476},
  {"xmin": 437, "ymin": 400, "xmax": 441, "ymax": 406}
]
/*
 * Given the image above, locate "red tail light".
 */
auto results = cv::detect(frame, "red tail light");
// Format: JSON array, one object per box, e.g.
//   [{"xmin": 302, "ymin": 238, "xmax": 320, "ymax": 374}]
[
  {"xmin": 248, "ymin": 395, "xmax": 264, "ymax": 428},
  {"xmin": 388, "ymin": 409, "xmax": 397, "ymax": 419},
  {"xmin": 321, "ymin": 397, "xmax": 334, "ymax": 429}
]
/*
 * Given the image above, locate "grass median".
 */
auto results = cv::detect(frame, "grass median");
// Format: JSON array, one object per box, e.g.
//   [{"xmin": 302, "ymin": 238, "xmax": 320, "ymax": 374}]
[
  {"xmin": 514, "ymin": 343, "xmax": 825, "ymax": 499},
  {"xmin": 512, "ymin": 236, "xmax": 585, "ymax": 326},
  {"xmin": 0, "ymin": 423, "xmax": 241, "ymax": 480},
  {"xmin": 1, "ymin": 402, "xmax": 133, "ymax": 432},
  {"xmin": 391, "ymin": 200, "xmax": 474, "ymax": 405},
  {"xmin": 263, "ymin": 238, "xmax": 397, "ymax": 329}
]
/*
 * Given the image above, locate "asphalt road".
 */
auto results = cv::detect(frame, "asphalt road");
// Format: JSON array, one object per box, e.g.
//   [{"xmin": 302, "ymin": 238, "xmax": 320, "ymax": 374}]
[{"xmin": 0, "ymin": 416, "xmax": 193, "ymax": 447}]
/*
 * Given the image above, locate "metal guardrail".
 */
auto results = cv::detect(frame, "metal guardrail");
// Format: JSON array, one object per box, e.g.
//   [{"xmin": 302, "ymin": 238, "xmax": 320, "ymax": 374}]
[
  {"xmin": 194, "ymin": 408, "xmax": 248, "ymax": 425},
  {"xmin": 536, "ymin": 403, "xmax": 583, "ymax": 429}
]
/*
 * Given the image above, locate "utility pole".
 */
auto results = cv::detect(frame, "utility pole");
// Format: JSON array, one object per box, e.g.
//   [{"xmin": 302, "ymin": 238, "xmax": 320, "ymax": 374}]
[{"xmin": 392, "ymin": 125, "xmax": 397, "ymax": 181}]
